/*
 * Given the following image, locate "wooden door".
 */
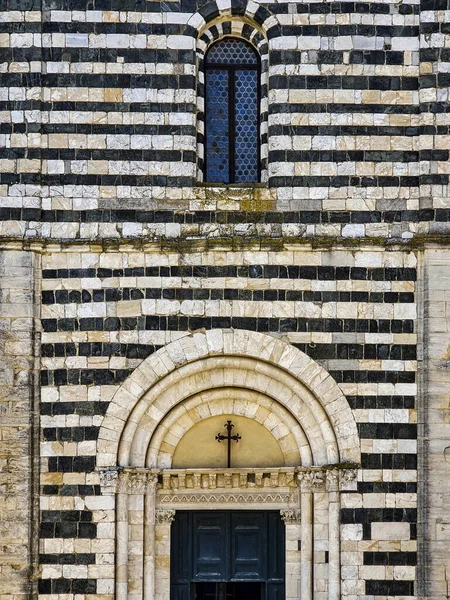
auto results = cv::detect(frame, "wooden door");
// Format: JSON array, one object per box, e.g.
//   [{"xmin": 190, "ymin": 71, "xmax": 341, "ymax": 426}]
[{"xmin": 170, "ymin": 511, "xmax": 285, "ymax": 600}]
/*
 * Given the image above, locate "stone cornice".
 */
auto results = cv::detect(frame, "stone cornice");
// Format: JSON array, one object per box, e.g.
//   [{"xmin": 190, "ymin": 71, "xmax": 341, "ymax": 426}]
[{"xmin": 98, "ymin": 464, "xmax": 359, "ymax": 495}]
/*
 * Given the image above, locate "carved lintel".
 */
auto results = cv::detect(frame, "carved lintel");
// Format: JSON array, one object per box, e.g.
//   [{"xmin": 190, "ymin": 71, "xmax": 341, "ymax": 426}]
[
  {"xmin": 280, "ymin": 509, "xmax": 301, "ymax": 524},
  {"xmin": 155, "ymin": 509, "xmax": 176, "ymax": 524},
  {"xmin": 99, "ymin": 468, "xmax": 119, "ymax": 492}
]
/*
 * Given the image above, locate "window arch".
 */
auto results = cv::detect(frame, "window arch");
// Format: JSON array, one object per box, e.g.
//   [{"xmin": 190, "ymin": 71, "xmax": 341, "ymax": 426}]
[{"xmin": 204, "ymin": 38, "xmax": 260, "ymax": 184}]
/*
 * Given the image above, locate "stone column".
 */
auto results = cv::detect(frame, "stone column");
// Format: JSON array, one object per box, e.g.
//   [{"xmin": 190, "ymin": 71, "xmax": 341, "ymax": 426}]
[
  {"xmin": 128, "ymin": 472, "xmax": 147, "ymax": 600},
  {"xmin": 144, "ymin": 475, "xmax": 159, "ymax": 600},
  {"xmin": 327, "ymin": 469, "xmax": 341, "ymax": 600},
  {"xmin": 155, "ymin": 509, "xmax": 176, "ymax": 600},
  {"xmin": 281, "ymin": 509, "xmax": 302, "ymax": 600},
  {"xmin": 299, "ymin": 474, "xmax": 314, "ymax": 600},
  {"xmin": 116, "ymin": 473, "xmax": 129, "ymax": 600}
]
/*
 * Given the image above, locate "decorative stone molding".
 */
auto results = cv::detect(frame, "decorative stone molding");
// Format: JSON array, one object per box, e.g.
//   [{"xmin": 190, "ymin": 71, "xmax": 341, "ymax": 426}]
[
  {"xmin": 155, "ymin": 509, "xmax": 176, "ymax": 524},
  {"xmin": 326, "ymin": 469, "xmax": 340, "ymax": 492},
  {"xmin": 159, "ymin": 492, "xmax": 296, "ymax": 505},
  {"xmin": 98, "ymin": 330, "xmax": 361, "ymax": 470},
  {"xmin": 339, "ymin": 468, "xmax": 358, "ymax": 491},
  {"xmin": 98, "ymin": 468, "xmax": 119, "ymax": 492},
  {"xmin": 298, "ymin": 470, "xmax": 327, "ymax": 492},
  {"xmin": 280, "ymin": 509, "xmax": 301, "ymax": 524}
]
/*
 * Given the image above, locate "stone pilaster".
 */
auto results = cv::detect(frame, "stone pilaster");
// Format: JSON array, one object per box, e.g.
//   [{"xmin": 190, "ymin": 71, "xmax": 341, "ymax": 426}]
[{"xmin": 0, "ymin": 249, "xmax": 40, "ymax": 600}]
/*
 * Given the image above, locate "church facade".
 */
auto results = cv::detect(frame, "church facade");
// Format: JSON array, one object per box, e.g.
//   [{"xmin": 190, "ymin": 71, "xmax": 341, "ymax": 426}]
[{"xmin": 0, "ymin": 0, "xmax": 450, "ymax": 600}]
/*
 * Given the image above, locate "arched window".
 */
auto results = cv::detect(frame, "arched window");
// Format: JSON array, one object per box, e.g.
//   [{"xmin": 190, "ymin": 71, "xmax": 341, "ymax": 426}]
[{"xmin": 204, "ymin": 38, "xmax": 260, "ymax": 184}]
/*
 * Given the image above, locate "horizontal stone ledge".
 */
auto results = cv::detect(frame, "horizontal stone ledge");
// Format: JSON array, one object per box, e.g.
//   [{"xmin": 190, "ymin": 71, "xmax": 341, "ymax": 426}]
[
  {"xmin": 98, "ymin": 463, "xmax": 360, "ymax": 494},
  {"xmin": 1, "ymin": 234, "xmax": 450, "ymax": 254}
]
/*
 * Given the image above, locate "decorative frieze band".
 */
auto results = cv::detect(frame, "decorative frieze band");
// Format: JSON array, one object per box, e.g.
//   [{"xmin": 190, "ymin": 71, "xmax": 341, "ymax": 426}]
[{"xmin": 98, "ymin": 465, "xmax": 359, "ymax": 496}]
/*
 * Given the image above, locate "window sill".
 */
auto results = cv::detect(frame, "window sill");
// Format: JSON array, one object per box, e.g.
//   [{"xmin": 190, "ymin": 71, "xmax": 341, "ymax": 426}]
[{"xmin": 197, "ymin": 182, "xmax": 267, "ymax": 188}]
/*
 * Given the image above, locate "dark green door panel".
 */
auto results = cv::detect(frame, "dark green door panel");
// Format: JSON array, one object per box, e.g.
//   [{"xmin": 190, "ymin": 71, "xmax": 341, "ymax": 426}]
[{"xmin": 170, "ymin": 511, "xmax": 285, "ymax": 599}]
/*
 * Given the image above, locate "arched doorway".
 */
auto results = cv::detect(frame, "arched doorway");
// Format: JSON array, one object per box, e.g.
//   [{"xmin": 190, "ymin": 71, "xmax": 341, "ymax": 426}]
[{"xmin": 97, "ymin": 330, "xmax": 360, "ymax": 600}]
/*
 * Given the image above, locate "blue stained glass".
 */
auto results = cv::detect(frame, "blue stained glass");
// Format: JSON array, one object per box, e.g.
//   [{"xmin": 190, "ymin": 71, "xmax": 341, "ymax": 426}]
[
  {"xmin": 205, "ymin": 38, "xmax": 259, "ymax": 183},
  {"xmin": 206, "ymin": 38, "xmax": 258, "ymax": 65},
  {"xmin": 234, "ymin": 69, "xmax": 258, "ymax": 183},
  {"xmin": 206, "ymin": 69, "xmax": 229, "ymax": 183}
]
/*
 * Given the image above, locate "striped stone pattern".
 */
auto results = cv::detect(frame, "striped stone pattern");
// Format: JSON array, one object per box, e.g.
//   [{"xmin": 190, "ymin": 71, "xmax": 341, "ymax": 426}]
[
  {"xmin": 38, "ymin": 248, "xmax": 417, "ymax": 599},
  {"xmin": 0, "ymin": 0, "xmax": 446, "ymax": 231}
]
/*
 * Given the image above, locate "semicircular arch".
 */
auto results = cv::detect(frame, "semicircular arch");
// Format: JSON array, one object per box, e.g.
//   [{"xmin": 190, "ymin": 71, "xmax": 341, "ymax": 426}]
[{"xmin": 97, "ymin": 330, "xmax": 360, "ymax": 470}]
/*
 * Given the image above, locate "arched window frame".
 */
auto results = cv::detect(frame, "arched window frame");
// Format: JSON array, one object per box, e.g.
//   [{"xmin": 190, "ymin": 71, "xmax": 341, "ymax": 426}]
[
  {"xmin": 195, "ymin": 22, "xmax": 269, "ymax": 185},
  {"xmin": 204, "ymin": 37, "xmax": 260, "ymax": 184}
]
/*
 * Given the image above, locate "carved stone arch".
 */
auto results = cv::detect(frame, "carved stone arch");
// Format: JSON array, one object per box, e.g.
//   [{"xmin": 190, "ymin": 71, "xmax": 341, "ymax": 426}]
[
  {"xmin": 97, "ymin": 329, "xmax": 360, "ymax": 469},
  {"xmin": 184, "ymin": 0, "xmax": 281, "ymax": 40},
  {"xmin": 146, "ymin": 387, "xmax": 305, "ymax": 468}
]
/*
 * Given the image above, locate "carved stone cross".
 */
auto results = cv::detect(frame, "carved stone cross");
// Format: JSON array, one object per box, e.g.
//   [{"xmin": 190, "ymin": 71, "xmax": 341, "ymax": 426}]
[{"xmin": 216, "ymin": 420, "xmax": 241, "ymax": 468}]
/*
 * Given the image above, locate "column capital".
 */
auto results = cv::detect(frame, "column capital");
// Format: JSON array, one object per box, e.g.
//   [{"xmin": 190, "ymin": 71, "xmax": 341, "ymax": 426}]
[
  {"xmin": 326, "ymin": 468, "xmax": 340, "ymax": 492},
  {"xmin": 298, "ymin": 469, "xmax": 326, "ymax": 492},
  {"xmin": 155, "ymin": 509, "xmax": 176, "ymax": 524},
  {"xmin": 280, "ymin": 509, "xmax": 301, "ymax": 524},
  {"xmin": 99, "ymin": 468, "xmax": 119, "ymax": 492}
]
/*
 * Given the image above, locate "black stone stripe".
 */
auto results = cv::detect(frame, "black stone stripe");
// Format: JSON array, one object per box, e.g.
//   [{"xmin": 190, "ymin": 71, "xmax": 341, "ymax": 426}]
[
  {"xmin": 40, "ymin": 367, "xmax": 415, "ymax": 386},
  {"xmin": 293, "ymin": 2, "xmax": 418, "ymax": 14},
  {"xmin": 270, "ymin": 103, "xmax": 419, "ymax": 115},
  {"xmin": 358, "ymin": 423, "xmax": 417, "ymax": 439},
  {"xmin": 329, "ymin": 371, "xmax": 415, "ymax": 384},
  {"xmin": 41, "ymin": 289, "xmax": 416, "ymax": 305},
  {"xmin": 358, "ymin": 482, "xmax": 417, "ymax": 494},
  {"xmin": 39, "ymin": 553, "xmax": 96, "ymax": 565},
  {"xmin": 346, "ymin": 396, "xmax": 415, "ymax": 409},
  {"xmin": 268, "ymin": 150, "xmax": 420, "ymax": 162},
  {"xmin": 420, "ymin": 73, "xmax": 450, "ymax": 88},
  {"xmin": 41, "ymin": 73, "xmax": 195, "ymax": 88},
  {"xmin": 37, "ymin": 124, "xmax": 196, "ymax": 135},
  {"xmin": 6, "ymin": 148, "xmax": 436, "ymax": 164},
  {"xmin": 269, "ymin": 175, "xmax": 429, "ymax": 187},
  {"xmin": 363, "ymin": 552, "xmax": 417, "ymax": 566},
  {"xmin": 366, "ymin": 581, "xmax": 414, "ymax": 596},
  {"xmin": 8, "ymin": 149, "xmax": 195, "ymax": 162},
  {"xmin": 41, "ymin": 368, "xmax": 132, "ymax": 386},
  {"xmin": 40, "ymin": 402, "xmax": 109, "ymax": 416},
  {"xmin": 0, "ymin": 22, "xmax": 419, "ymax": 37},
  {"xmin": 41, "ymin": 484, "xmax": 100, "ymax": 496},
  {"xmin": 269, "ymin": 75, "xmax": 418, "ymax": 90},
  {"xmin": 361, "ymin": 453, "xmax": 417, "ymax": 469},
  {"xmin": 0, "ymin": 48, "xmax": 195, "ymax": 64},
  {"xmin": 3, "ymin": 206, "xmax": 448, "ymax": 223},
  {"xmin": 47, "ymin": 456, "xmax": 96, "ymax": 472},
  {"xmin": 341, "ymin": 508, "xmax": 417, "ymax": 523},
  {"xmin": 269, "ymin": 24, "xmax": 419, "ymax": 36},
  {"xmin": 41, "ymin": 343, "xmax": 161, "ymax": 359},
  {"xmin": 271, "ymin": 50, "xmax": 405, "ymax": 66},
  {"xmin": 0, "ymin": 101, "xmax": 196, "ymax": 113},
  {"xmin": 0, "ymin": 73, "xmax": 194, "ymax": 88},
  {"xmin": 41, "ymin": 510, "xmax": 93, "ymax": 522},
  {"xmin": 39, "ymin": 22, "xmax": 185, "ymax": 33},
  {"xmin": 268, "ymin": 125, "xmax": 421, "ymax": 137},
  {"xmin": 40, "ymin": 316, "xmax": 415, "ymax": 334},
  {"xmin": 0, "ymin": 174, "xmax": 195, "ymax": 186},
  {"xmin": 38, "ymin": 579, "xmax": 97, "ymax": 594},
  {"xmin": 41, "ymin": 266, "xmax": 417, "ymax": 280},
  {"xmin": 0, "ymin": 173, "xmax": 431, "ymax": 187},
  {"xmin": 40, "ymin": 343, "xmax": 416, "ymax": 361},
  {"xmin": 43, "ymin": 426, "xmax": 100, "ymax": 442},
  {"xmin": 421, "ymin": 48, "xmax": 450, "ymax": 62}
]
